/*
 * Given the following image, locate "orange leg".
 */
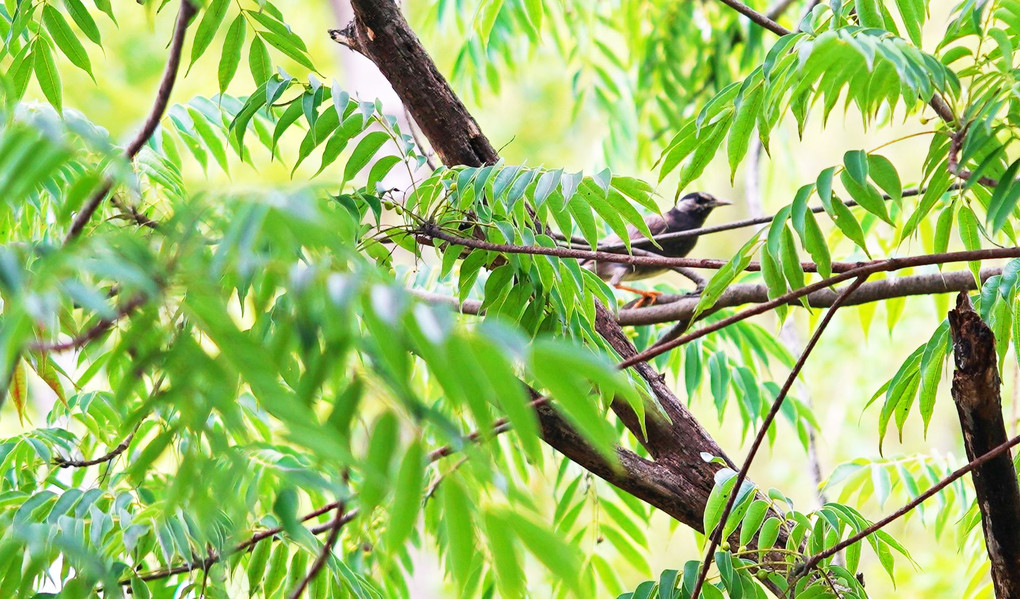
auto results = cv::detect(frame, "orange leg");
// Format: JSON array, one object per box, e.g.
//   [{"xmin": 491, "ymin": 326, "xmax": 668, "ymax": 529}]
[{"xmin": 614, "ymin": 284, "xmax": 662, "ymax": 308}]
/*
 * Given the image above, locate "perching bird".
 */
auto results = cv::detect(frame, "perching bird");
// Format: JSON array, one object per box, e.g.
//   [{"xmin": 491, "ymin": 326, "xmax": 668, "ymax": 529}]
[{"xmin": 593, "ymin": 191, "xmax": 730, "ymax": 307}]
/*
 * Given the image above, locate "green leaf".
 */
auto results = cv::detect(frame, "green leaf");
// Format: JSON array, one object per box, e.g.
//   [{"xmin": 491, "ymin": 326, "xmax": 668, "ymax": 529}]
[
  {"xmin": 43, "ymin": 5, "xmax": 94, "ymax": 80},
  {"xmin": 441, "ymin": 479, "xmax": 475, "ymax": 586},
  {"xmin": 190, "ymin": 0, "xmax": 231, "ymax": 67},
  {"xmin": 476, "ymin": 0, "xmax": 506, "ymax": 46},
  {"xmin": 694, "ymin": 233, "xmax": 762, "ymax": 320},
  {"xmin": 511, "ymin": 514, "xmax": 582, "ymax": 592},
  {"xmin": 33, "ymin": 38, "xmax": 63, "ymax": 112},
  {"xmin": 856, "ymin": 0, "xmax": 884, "ymax": 28},
  {"xmin": 484, "ymin": 511, "xmax": 525, "ymax": 599},
  {"xmin": 248, "ymin": 37, "xmax": 272, "ymax": 85},
  {"xmin": 988, "ymin": 159, "xmax": 1020, "ymax": 233},
  {"xmin": 867, "ymin": 154, "xmax": 902, "ymax": 201},
  {"xmin": 259, "ymin": 30, "xmax": 318, "ymax": 72},
  {"xmin": 727, "ymin": 82, "xmax": 764, "ymax": 181},
  {"xmin": 843, "ymin": 150, "xmax": 869, "ymax": 185},
  {"xmin": 218, "ymin": 14, "xmax": 246, "ymax": 93},
  {"xmin": 384, "ymin": 439, "xmax": 424, "ymax": 550},
  {"xmin": 528, "ymin": 341, "xmax": 621, "ymax": 459},
  {"xmin": 343, "ymin": 131, "xmax": 390, "ymax": 184},
  {"xmin": 958, "ymin": 205, "xmax": 982, "ymax": 283},
  {"xmin": 64, "ymin": 0, "xmax": 102, "ymax": 46},
  {"xmin": 894, "ymin": 0, "xmax": 924, "ymax": 45},
  {"xmin": 841, "ymin": 171, "xmax": 891, "ymax": 224},
  {"xmin": 829, "ymin": 199, "xmax": 870, "ymax": 255},
  {"xmin": 361, "ymin": 411, "xmax": 399, "ymax": 511},
  {"xmin": 758, "ymin": 518, "xmax": 781, "ymax": 550}
]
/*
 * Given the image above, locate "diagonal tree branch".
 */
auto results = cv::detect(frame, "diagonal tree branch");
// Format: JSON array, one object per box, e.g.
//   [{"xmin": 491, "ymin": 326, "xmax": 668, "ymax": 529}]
[
  {"xmin": 330, "ymin": 3, "xmax": 497, "ymax": 168},
  {"xmin": 65, "ymin": 0, "xmax": 197, "ymax": 242},
  {"xmin": 690, "ymin": 276, "xmax": 867, "ymax": 599}
]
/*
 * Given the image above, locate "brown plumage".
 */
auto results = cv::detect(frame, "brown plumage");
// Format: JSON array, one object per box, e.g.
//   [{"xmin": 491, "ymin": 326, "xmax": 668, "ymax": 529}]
[{"xmin": 593, "ymin": 192, "xmax": 730, "ymax": 305}]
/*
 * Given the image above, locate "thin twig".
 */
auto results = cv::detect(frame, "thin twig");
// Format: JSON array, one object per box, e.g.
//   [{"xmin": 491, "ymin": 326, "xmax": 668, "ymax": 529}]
[
  {"xmin": 716, "ymin": 0, "xmax": 791, "ymax": 35},
  {"xmin": 689, "ymin": 276, "xmax": 866, "ymax": 599},
  {"xmin": 561, "ymin": 185, "xmax": 958, "ymax": 253},
  {"xmin": 713, "ymin": 0, "xmax": 956, "ymax": 125},
  {"xmin": 617, "ymin": 247, "xmax": 1020, "ymax": 369},
  {"xmin": 798, "ymin": 432, "xmax": 1020, "ymax": 575},
  {"xmin": 30, "ymin": 294, "xmax": 150, "ymax": 353},
  {"xmin": 54, "ymin": 433, "xmax": 134, "ymax": 468},
  {"xmin": 421, "ymin": 224, "xmax": 854, "ymax": 273},
  {"xmin": 288, "ymin": 503, "xmax": 347, "ymax": 599},
  {"xmin": 123, "ymin": 400, "xmax": 527, "ymax": 586},
  {"xmin": 65, "ymin": 0, "xmax": 197, "ymax": 242}
]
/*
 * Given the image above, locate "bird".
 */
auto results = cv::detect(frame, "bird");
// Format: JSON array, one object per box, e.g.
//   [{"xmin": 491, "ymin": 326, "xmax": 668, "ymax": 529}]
[{"xmin": 592, "ymin": 191, "xmax": 730, "ymax": 307}]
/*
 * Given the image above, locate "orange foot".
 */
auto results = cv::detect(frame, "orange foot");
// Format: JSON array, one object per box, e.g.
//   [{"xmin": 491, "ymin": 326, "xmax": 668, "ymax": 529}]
[{"xmin": 614, "ymin": 285, "xmax": 662, "ymax": 308}]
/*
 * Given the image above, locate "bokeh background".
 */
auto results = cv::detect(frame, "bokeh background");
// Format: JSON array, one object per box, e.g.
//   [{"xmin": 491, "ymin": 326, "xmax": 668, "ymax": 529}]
[{"xmin": 16, "ymin": 1, "xmax": 999, "ymax": 596}]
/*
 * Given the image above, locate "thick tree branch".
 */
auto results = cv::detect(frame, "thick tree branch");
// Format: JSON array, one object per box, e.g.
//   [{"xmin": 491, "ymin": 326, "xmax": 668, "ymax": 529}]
[
  {"xmin": 948, "ymin": 293, "xmax": 1020, "ymax": 596},
  {"xmin": 412, "ymin": 267, "xmax": 1001, "ymax": 328},
  {"xmin": 66, "ymin": 0, "xmax": 197, "ymax": 242},
  {"xmin": 620, "ymin": 248, "xmax": 1020, "ymax": 369},
  {"xmin": 330, "ymin": 3, "xmax": 497, "ymax": 167},
  {"xmin": 619, "ymin": 267, "xmax": 1001, "ymax": 326}
]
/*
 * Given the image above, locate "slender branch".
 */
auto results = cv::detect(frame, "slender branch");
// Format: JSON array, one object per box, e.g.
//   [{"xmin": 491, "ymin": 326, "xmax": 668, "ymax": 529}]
[
  {"xmin": 124, "ymin": 401, "xmax": 532, "ymax": 586},
  {"xmin": 54, "ymin": 433, "xmax": 134, "ymax": 469},
  {"xmin": 716, "ymin": 0, "xmax": 791, "ymax": 35},
  {"xmin": 131, "ymin": 508, "xmax": 358, "ymax": 584},
  {"xmin": 592, "ymin": 185, "xmax": 958, "ymax": 254},
  {"xmin": 713, "ymin": 0, "xmax": 956, "ymax": 125},
  {"xmin": 690, "ymin": 276, "xmax": 866, "ymax": 599},
  {"xmin": 288, "ymin": 503, "xmax": 347, "ymax": 599},
  {"xmin": 420, "ymin": 223, "xmax": 855, "ymax": 273},
  {"xmin": 798, "ymin": 432, "xmax": 1020, "ymax": 574},
  {"xmin": 618, "ymin": 247, "xmax": 1020, "ymax": 369},
  {"xmin": 30, "ymin": 294, "xmax": 150, "ymax": 353},
  {"xmin": 65, "ymin": 0, "xmax": 197, "ymax": 242}
]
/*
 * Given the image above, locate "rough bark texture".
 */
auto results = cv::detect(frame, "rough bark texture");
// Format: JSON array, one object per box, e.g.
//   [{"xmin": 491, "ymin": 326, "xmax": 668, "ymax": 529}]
[
  {"xmin": 622, "ymin": 267, "xmax": 1001, "ymax": 326},
  {"xmin": 949, "ymin": 293, "xmax": 1020, "ymax": 598},
  {"xmin": 330, "ymin": 3, "xmax": 497, "ymax": 168}
]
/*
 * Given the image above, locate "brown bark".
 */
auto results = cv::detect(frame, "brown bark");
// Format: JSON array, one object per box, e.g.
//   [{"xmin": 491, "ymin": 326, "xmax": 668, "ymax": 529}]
[
  {"xmin": 329, "ymin": 3, "xmax": 497, "ymax": 168},
  {"xmin": 949, "ymin": 293, "xmax": 1020, "ymax": 598}
]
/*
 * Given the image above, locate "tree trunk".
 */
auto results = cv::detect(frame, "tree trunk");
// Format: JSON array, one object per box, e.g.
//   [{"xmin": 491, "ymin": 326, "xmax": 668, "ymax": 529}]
[{"xmin": 949, "ymin": 292, "xmax": 1020, "ymax": 598}]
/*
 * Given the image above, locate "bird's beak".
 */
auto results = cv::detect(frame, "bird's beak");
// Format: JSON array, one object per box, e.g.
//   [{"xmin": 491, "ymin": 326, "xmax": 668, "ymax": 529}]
[{"xmin": 710, "ymin": 199, "xmax": 732, "ymax": 208}]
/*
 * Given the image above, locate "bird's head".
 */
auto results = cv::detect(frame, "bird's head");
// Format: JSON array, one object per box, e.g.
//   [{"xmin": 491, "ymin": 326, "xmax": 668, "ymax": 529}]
[{"xmin": 671, "ymin": 192, "xmax": 731, "ymax": 219}]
